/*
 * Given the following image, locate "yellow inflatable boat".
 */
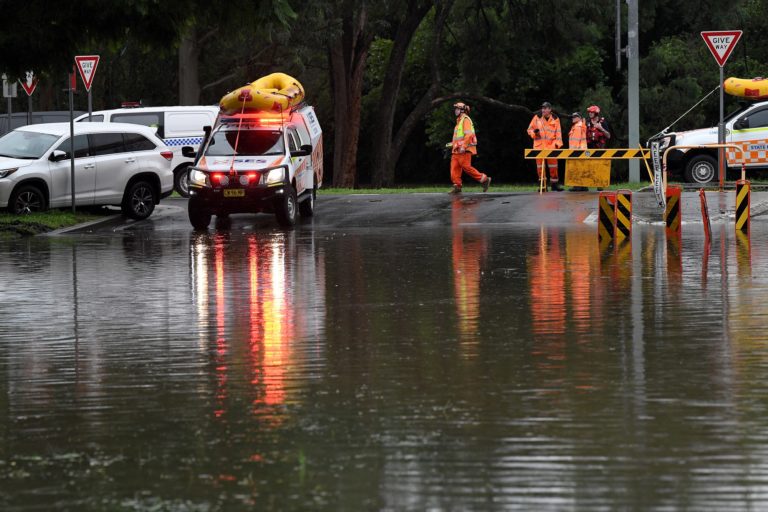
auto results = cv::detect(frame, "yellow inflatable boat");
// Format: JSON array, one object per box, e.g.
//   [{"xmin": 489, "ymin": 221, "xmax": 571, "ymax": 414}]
[
  {"xmin": 219, "ymin": 72, "xmax": 305, "ymax": 114},
  {"xmin": 724, "ymin": 77, "xmax": 768, "ymax": 100}
]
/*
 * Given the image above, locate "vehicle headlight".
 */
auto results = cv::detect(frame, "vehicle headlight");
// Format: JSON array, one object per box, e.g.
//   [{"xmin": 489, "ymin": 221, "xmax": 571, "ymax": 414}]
[
  {"xmin": 0, "ymin": 168, "xmax": 18, "ymax": 179},
  {"xmin": 658, "ymin": 135, "xmax": 674, "ymax": 150},
  {"xmin": 264, "ymin": 167, "xmax": 285, "ymax": 185},
  {"xmin": 189, "ymin": 168, "xmax": 208, "ymax": 186}
]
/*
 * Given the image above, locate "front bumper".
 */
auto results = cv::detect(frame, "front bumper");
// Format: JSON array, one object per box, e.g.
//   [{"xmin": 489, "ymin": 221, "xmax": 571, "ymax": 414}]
[{"xmin": 188, "ymin": 183, "xmax": 286, "ymax": 214}]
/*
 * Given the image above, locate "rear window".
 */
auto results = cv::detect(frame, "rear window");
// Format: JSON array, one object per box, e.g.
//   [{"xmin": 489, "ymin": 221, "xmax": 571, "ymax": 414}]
[
  {"xmin": 90, "ymin": 133, "xmax": 126, "ymax": 155},
  {"xmin": 123, "ymin": 133, "xmax": 156, "ymax": 151},
  {"xmin": 76, "ymin": 114, "xmax": 105, "ymax": 122},
  {"xmin": 111, "ymin": 112, "xmax": 164, "ymax": 138},
  {"xmin": 205, "ymin": 128, "xmax": 284, "ymax": 157}
]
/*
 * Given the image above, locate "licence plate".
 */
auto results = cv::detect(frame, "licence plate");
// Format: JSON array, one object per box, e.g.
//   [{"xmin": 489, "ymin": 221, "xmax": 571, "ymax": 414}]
[{"xmin": 223, "ymin": 189, "xmax": 245, "ymax": 198}]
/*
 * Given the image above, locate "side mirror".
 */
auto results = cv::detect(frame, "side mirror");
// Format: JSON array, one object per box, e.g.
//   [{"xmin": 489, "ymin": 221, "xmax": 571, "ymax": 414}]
[
  {"xmin": 49, "ymin": 150, "xmax": 67, "ymax": 162},
  {"xmin": 735, "ymin": 117, "xmax": 748, "ymax": 130},
  {"xmin": 291, "ymin": 144, "xmax": 312, "ymax": 157},
  {"xmin": 181, "ymin": 146, "xmax": 196, "ymax": 158}
]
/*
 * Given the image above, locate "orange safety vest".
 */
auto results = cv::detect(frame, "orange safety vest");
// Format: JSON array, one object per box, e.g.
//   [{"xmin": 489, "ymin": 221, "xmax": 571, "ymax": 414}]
[
  {"xmin": 452, "ymin": 114, "xmax": 477, "ymax": 155},
  {"xmin": 568, "ymin": 120, "xmax": 587, "ymax": 149},
  {"xmin": 527, "ymin": 114, "xmax": 562, "ymax": 149}
]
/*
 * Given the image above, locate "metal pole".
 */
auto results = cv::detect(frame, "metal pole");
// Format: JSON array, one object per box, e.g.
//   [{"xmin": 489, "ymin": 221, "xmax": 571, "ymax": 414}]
[
  {"xmin": 718, "ymin": 65, "xmax": 725, "ymax": 191},
  {"xmin": 615, "ymin": 0, "xmax": 622, "ymax": 71},
  {"xmin": 27, "ymin": 94, "xmax": 32, "ymax": 126},
  {"xmin": 627, "ymin": 0, "xmax": 640, "ymax": 182},
  {"xmin": 88, "ymin": 90, "xmax": 92, "ymax": 121},
  {"xmin": 6, "ymin": 97, "xmax": 11, "ymax": 133},
  {"xmin": 69, "ymin": 71, "xmax": 76, "ymax": 213}
]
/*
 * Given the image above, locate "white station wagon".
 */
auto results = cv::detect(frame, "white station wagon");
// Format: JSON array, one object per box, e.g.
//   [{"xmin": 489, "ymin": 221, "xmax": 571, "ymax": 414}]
[{"xmin": 0, "ymin": 123, "xmax": 174, "ymax": 219}]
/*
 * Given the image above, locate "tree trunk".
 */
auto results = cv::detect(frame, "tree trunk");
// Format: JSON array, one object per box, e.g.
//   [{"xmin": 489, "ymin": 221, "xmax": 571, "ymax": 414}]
[
  {"xmin": 328, "ymin": 6, "xmax": 372, "ymax": 188},
  {"xmin": 370, "ymin": 1, "xmax": 432, "ymax": 187},
  {"xmin": 178, "ymin": 25, "xmax": 201, "ymax": 105}
]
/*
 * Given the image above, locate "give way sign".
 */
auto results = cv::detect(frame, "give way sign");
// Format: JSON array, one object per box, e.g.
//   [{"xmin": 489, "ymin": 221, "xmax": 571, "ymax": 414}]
[
  {"xmin": 701, "ymin": 31, "xmax": 742, "ymax": 67},
  {"xmin": 75, "ymin": 55, "xmax": 100, "ymax": 91}
]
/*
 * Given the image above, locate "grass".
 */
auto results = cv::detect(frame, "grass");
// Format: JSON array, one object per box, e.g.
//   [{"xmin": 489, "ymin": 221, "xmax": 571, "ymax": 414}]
[{"xmin": 0, "ymin": 208, "xmax": 107, "ymax": 236}]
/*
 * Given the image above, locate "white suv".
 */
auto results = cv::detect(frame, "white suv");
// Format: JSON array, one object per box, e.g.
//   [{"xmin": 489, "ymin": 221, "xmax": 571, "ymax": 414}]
[
  {"xmin": 76, "ymin": 106, "xmax": 219, "ymax": 196},
  {"xmin": 0, "ymin": 123, "xmax": 174, "ymax": 219}
]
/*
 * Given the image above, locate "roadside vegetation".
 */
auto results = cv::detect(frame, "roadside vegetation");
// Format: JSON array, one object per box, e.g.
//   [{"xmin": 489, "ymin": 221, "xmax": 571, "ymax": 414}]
[{"xmin": 0, "ymin": 209, "xmax": 107, "ymax": 236}]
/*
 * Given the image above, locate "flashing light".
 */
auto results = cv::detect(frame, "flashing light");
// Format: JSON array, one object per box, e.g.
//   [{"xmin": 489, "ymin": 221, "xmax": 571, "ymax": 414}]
[{"xmin": 121, "ymin": 101, "xmax": 142, "ymax": 108}]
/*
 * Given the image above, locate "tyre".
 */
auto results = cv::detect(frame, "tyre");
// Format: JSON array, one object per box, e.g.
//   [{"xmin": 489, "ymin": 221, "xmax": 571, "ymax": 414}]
[
  {"xmin": 684, "ymin": 155, "xmax": 717, "ymax": 184},
  {"xmin": 122, "ymin": 180, "xmax": 156, "ymax": 220},
  {"xmin": 174, "ymin": 166, "xmax": 191, "ymax": 198},
  {"xmin": 188, "ymin": 198, "xmax": 211, "ymax": 230},
  {"xmin": 299, "ymin": 185, "xmax": 316, "ymax": 218},
  {"xmin": 275, "ymin": 184, "xmax": 297, "ymax": 228},
  {"xmin": 8, "ymin": 184, "xmax": 46, "ymax": 214}
]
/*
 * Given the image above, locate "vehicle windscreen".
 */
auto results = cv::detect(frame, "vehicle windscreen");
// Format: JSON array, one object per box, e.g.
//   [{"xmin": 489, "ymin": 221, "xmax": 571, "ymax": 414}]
[
  {"xmin": 0, "ymin": 130, "xmax": 60, "ymax": 159},
  {"xmin": 204, "ymin": 127, "xmax": 284, "ymax": 157}
]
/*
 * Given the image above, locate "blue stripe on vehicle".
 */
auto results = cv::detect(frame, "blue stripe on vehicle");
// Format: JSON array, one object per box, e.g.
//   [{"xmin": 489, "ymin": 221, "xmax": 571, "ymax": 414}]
[{"xmin": 163, "ymin": 137, "xmax": 204, "ymax": 146}]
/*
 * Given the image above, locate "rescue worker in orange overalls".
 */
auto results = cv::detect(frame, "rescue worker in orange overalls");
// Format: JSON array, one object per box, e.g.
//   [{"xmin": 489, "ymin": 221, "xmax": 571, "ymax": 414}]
[
  {"xmin": 527, "ymin": 101, "xmax": 563, "ymax": 191},
  {"xmin": 567, "ymin": 112, "xmax": 589, "ymax": 191},
  {"xmin": 449, "ymin": 102, "xmax": 492, "ymax": 194}
]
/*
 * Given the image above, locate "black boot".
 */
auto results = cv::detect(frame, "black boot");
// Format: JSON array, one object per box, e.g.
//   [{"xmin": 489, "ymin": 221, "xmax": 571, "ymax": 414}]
[{"xmin": 551, "ymin": 180, "xmax": 563, "ymax": 192}]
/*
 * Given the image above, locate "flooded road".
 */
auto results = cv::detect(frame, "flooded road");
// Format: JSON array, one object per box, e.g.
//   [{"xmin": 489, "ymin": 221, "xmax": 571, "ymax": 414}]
[{"xmin": 2, "ymin": 193, "xmax": 768, "ymax": 510}]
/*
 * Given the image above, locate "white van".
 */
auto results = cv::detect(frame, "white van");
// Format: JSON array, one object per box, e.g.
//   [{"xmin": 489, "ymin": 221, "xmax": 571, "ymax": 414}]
[
  {"xmin": 185, "ymin": 105, "xmax": 323, "ymax": 229},
  {"xmin": 653, "ymin": 100, "xmax": 768, "ymax": 183},
  {"xmin": 76, "ymin": 106, "xmax": 219, "ymax": 195}
]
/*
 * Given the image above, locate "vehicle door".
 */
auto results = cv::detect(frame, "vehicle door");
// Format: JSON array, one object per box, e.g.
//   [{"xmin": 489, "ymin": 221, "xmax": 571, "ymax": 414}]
[
  {"xmin": 48, "ymin": 134, "xmax": 96, "ymax": 207},
  {"xmin": 90, "ymin": 132, "xmax": 139, "ymax": 203},
  {"xmin": 728, "ymin": 106, "xmax": 768, "ymax": 168},
  {"xmin": 287, "ymin": 128, "xmax": 309, "ymax": 195}
]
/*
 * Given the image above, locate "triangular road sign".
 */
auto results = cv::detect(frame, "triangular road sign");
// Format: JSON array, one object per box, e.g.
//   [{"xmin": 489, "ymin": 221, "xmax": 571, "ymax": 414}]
[
  {"xmin": 19, "ymin": 71, "xmax": 38, "ymax": 96},
  {"xmin": 701, "ymin": 31, "xmax": 742, "ymax": 67},
  {"xmin": 75, "ymin": 55, "xmax": 100, "ymax": 91}
]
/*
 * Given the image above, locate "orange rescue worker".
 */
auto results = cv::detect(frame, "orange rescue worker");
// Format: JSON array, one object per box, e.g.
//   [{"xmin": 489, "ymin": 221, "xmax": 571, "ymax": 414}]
[
  {"xmin": 568, "ymin": 112, "xmax": 587, "ymax": 149},
  {"xmin": 527, "ymin": 101, "xmax": 563, "ymax": 191},
  {"xmin": 449, "ymin": 102, "xmax": 492, "ymax": 194}
]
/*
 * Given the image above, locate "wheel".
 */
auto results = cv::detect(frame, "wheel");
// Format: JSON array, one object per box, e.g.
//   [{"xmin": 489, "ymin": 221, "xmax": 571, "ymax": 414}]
[
  {"xmin": 684, "ymin": 155, "xmax": 717, "ymax": 184},
  {"xmin": 275, "ymin": 184, "xmax": 297, "ymax": 228},
  {"xmin": 188, "ymin": 198, "xmax": 211, "ymax": 230},
  {"xmin": 299, "ymin": 186, "xmax": 316, "ymax": 218},
  {"xmin": 174, "ymin": 166, "xmax": 191, "ymax": 198},
  {"xmin": 121, "ymin": 180, "xmax": 156, "ymax": 220},
  {"xmin": 8, "ymin": 184, "xmax": 46, "ymax": 214}
]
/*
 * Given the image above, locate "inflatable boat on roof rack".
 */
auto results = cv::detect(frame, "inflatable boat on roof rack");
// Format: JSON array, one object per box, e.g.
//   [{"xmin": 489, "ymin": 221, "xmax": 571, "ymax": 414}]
[
  {"xmin": 724, "ymin": 76, "xmax": 768, "ymax": 100},
  {"xmin": 219, "ymin": 72, "xmax": 305, "ymax": 114}
]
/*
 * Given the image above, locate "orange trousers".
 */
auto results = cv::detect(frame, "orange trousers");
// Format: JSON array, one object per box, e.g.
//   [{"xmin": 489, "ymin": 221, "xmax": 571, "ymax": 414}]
[
  {"xmin": 451, "ymin": 153, "xmax": 486, "ymax": 187},
  {"xmin": 535, "ymin": 158, "xmax": 559, "ymax": 181}
]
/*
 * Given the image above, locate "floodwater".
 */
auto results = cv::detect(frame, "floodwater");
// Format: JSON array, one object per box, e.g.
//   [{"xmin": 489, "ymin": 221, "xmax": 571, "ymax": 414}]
[{"xmin": 2, "ymin": 198, "xmax": 768, "ymax": 510}]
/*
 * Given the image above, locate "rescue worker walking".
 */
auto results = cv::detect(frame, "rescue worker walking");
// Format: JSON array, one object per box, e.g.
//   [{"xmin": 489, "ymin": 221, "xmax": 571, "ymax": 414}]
[
  {"xmin": 527, "ymin": 102, "xmax": 563, "ymax": 191},
  {"xmin": 449, "ymin": 102, "xmax": 492, "ymax": 194}
]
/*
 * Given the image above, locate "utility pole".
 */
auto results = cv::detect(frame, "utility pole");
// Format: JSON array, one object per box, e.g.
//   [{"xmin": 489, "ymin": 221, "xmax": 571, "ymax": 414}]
[{"xmin": 627, "ymin": 0, "xmax": 640, "ymax": 182}]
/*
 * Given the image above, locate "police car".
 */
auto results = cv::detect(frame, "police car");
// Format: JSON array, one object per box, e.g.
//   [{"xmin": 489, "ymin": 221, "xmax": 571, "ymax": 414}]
[
  {"xmin": 184, "ymin": 105, "xmax": 323, "ymax": 229},
  {"xmin": 653, "ymin": 100, "xmax": 768, "ymax": 183}
]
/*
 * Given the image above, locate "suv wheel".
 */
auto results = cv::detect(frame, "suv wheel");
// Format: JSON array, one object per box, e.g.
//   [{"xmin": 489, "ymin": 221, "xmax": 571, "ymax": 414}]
[
  {"xmin": 174, "ymin": 166, "xmax": 191, "ymax": 198},
  {"xmin": 684, "ymin": 155, "xmax": 717, "ymax": 184},
  {"xmin": 188, "ymin": 198, "xmax": 211, "ymax": 230},
  {"xmin": 275, "ymin": 185, "xmax": 297, "ymax": 228},
  {"xmin": 122, "ymin": 180, "xmax": 156, "ymax": 220},
  {"xmin": 9, "ymin": 185, "xmax": 46, "ymax": 214},
  {"xmin": 299, "ymin": 185, "xmax": 315, "ymax": 218}
]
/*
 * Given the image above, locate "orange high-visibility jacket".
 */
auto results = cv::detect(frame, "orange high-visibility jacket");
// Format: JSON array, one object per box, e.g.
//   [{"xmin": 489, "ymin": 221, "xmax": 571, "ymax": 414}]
[
  {"xmin": 527, "ymin": 114, "xmax": 562, "ymax": 149},
  {"xmin": 452, "ymin": 114, "xmax": 478, "ymax": 155},
  {"xmin": 568, "ymin": 120, "xmax": 587, "ymax": 149}
]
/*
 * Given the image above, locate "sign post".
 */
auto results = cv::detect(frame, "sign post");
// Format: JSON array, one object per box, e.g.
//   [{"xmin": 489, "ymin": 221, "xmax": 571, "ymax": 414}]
[
  {"xmin": 701, "ymin": 30, "xmax": 742, "ymax": 190},
  {"xmin": 69, "ymin": 66, "xmax": 77, "ymax": 213},
  {"xmin": 2, "ymin": 73, "xmax": 18, "ymax": 133},
  {"xmin": 75, "ymin": 55, "xmax": 100, "ymax": 121},
  {"xmin": 19, "ymin": 71, "xmax": 39, "ymax": 126}
]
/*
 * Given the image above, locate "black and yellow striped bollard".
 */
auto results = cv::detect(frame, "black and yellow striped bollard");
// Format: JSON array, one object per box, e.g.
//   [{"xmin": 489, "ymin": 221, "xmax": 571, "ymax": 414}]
[
  {"xmin": 664, "ymin": 186, "xmax": 681, "ymax": 237},
  {"xmin": 615, "ymin": 190, "xmax": 632, "ymax": 242},
  {"xmin": 598, "ymin": 191, "xmax": 617, "ymax": 242},
  {"xmin": 735, "ymin": 179, "xmax": 750, "ymax": 234}
]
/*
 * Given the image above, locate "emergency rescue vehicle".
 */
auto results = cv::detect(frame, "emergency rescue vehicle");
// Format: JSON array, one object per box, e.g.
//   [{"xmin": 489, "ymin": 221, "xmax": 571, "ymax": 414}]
[
  {"xmin": 183, "ymin": 105, "xmax": 323, "ymax": 229},
  {"xmin": 654, "ymin": 100, "xmax": 768, "ymax": 183}
]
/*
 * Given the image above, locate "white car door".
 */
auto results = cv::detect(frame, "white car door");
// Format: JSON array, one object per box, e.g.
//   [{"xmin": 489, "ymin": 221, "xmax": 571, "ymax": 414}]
[
  {"xmin": 728, "ymin": 106, "xmax": 768, "ymax": 169},
  {"xmin": 91, "ymin": 132, "xmax": 139, "ymax": 204},
  {"xmin": 48, "ymin": 134, "xmax": 96, "ymax": 207},
  {"xmin": 287, "ymin": 129, "xmax": 309, "ymax": 195}
]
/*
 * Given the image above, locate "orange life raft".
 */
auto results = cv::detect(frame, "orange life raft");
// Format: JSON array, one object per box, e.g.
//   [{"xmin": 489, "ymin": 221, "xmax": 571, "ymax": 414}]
[{"xmin": 219, "ymin": 73, "xmax": 305, "ymax": 114}]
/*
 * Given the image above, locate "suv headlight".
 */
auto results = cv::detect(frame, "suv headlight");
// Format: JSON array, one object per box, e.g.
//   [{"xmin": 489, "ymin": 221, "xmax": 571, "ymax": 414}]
[
  {"xmin": 0, "ymin": 168, "xmax": 18, "ymax": 179},
  {"xmin": 264, "ymin": 167, "xmax": 285, "ymax": 185},
  {"xmin": 189, "ymin": 168, "xmax": 208, "ymax": 186}
]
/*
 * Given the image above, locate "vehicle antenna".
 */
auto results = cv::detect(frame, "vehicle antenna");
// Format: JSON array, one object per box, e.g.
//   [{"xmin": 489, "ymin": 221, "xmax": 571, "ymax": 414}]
[{"xmin": 649, "ymin": 85, "xmax": 720, "ymax": 141}]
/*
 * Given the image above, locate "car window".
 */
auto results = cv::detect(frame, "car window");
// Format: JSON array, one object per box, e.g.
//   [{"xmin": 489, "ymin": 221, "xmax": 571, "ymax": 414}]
[
  {"xmin": 288, "ymin": 131, "xmax": 298, "ymax": 152},
  {"xmin": 90, "ymin": 133, "xmax": 126, "ymax": 155},
  {"xmin": 54, "ymin": 135, "xmax": 90, "ymax": 158},
  {"xmin": 0, "ymin": 130, "xmax": 60, "ymax": 159},
  {"xmin": 746, "ymin": 109, "xmax": 768, "ymax": 129},
  {"xmin": 111, "ymin": 112, "xmax": 164, "ymax": 138},
  {"xmin": 76, "ymin": 114, "xmax": 104, "ymax": 122},
  {"xmin": 123, "ymin": 132, "xmax": 157, "ymax": 152},
  {"xmin": 205, "ymin": 129, "xmax": 285, "ymax": 157}
]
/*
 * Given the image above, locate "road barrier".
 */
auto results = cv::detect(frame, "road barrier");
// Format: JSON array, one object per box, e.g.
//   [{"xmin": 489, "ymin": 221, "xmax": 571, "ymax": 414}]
[
  {"xmin": 615, "ymin": 190, "xmax": 632, "ymax": 241},
  {"xmin": 598, "ymin": 192, "xmax": 616, "ymax": 242},
  {"xmin": 735, "ymin": 179, "xmax": 750, "ymax": 233},
  {"xmin": 665, "ymin": 186, "xmax": 682, "ymax": 237},
  {"xmin": 699, "ymin": 189, "xmax": 712, "ymax": 241},
  {"xmin": 524, "ymin": 149, "xmax": 650, "ymax": 159}
]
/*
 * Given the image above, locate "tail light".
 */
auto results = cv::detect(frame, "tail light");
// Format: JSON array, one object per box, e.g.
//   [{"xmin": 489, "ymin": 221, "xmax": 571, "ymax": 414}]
[{"xmin": 160, "ymin": 150, "xmax": 173, "ymax": 161}]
